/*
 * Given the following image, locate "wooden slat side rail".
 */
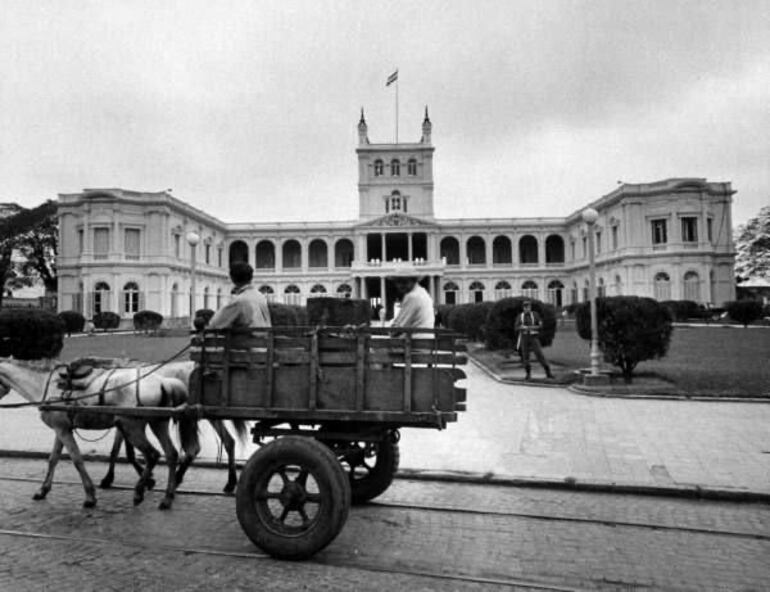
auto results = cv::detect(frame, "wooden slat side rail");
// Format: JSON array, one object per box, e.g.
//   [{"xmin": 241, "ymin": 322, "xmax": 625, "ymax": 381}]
[
  {"xmin": 266, "ymin": 331, "xmax": 275, "ymax": 407},
  {"xmin": 403, "ymin": 333, "xmax": 412, "ymax": 412},
  {"xmin": 308, "ymin": 331, "xmax": 318, "ymax": 410},
  {"xmin": 193, "ymin": 349, "xmax": 466, "ymax": 367},
  {"xmin": 355, "ymin": 333, "xmax": 365, "ymax": 411}
]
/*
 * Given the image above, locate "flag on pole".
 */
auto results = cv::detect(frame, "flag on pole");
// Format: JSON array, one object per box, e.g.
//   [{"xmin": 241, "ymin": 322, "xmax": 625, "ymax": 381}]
[{"xmin": 386, "ymin": 69, "xmax": 398, "ymax": 86}]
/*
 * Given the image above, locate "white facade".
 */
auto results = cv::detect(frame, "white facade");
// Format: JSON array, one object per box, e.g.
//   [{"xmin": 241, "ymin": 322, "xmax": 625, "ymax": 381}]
[{"xmin": 57, "ymin": 109, "xmax": 736, "ymax": 323}]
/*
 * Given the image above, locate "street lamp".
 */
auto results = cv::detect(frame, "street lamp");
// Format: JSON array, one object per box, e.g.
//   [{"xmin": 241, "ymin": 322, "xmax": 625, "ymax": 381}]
[
  {"xmin": 186, "ymin": 230, "xmax": 200, "ymax": 328},
  {"xmin": 581, "ymin": 208, "xmax": 605, "ymax": 382}
]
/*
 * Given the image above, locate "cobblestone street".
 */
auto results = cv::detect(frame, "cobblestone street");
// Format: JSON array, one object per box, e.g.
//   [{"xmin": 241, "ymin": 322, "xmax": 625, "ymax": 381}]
[{"xmin": 0, "ymin": 458, "xmax": 768, "ymax": 591}]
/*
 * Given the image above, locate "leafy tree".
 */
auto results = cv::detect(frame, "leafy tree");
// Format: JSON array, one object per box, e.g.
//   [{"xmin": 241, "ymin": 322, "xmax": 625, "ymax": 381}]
[
  {"xmin": 734, "ymin": 205, "xmax": 770, "ymax": 281},
  {"xmin": 0, "ymin": 200, "xmax": 58, "ymax": 306},
  {"xmin": 576, "ymin": 296, "xmax": 673, "ymax": 383}
]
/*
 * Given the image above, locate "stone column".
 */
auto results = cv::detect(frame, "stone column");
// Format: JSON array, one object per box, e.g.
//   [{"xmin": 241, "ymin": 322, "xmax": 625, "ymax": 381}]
[
  {"xmin": 381, "ymin": 233, "xmax": 387, "ymax": 262},
  {"xmin": 538, "ymin": 235, "xmax": 546, "ymax": 267},
  {"xmin": 275, "ymin": 239, "xmax": 283, "ymax": 272},
  {"xmin": 408, "ymin": 232, "xmax": 413, "ymax": 262},
  {"xmin": 459, "ymin": 236, "xmax": 467, "ymax": 269},
  {"xmin": 485, "ymin": 235, "xmax": 493, "ymax": 267},
  {"xmin": 380, "ymin": 276, "xmax": 386, "ymax": 313}
]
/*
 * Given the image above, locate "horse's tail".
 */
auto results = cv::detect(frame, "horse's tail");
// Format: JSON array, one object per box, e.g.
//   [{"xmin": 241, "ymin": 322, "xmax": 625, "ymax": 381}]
[
  {"xmin": 230, "ymin": 419, "xmax": 250, "ymax": 445},
  {"xmin": 160, "ymin": 377, "xmax": 188, "ymax": 408},
  {"xmin": 161, "ymin": 377, "xmax": 201, "ymax": 461}
]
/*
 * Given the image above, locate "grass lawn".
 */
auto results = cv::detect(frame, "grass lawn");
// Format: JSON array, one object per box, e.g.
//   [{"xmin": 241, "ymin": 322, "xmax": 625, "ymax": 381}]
[
  {"xmin": 544, "ymin": 323, "xmax": 770, "ymax": 398},
  {"xmin": 61, "ymin": 333, "xmax": 190, "ymax": 363}
]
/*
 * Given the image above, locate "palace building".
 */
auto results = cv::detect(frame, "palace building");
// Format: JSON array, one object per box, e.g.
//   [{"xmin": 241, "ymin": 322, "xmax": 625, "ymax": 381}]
[{"xmin": 56, "ymin": 108, "xmax": 736, "ymax": 324}]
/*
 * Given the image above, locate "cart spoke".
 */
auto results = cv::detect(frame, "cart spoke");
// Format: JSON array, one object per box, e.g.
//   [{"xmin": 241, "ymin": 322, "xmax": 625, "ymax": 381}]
[
  {"xmin": 278, "ymin": 469, "xmax": 290, "ymax": 486},
  {"xmin": 296, "ymin": 469, "xmax": 309, "ymax": 488},
  {"xmin": 255, "ymin": 491, "xmax": 281, "ymax": 501},
  {"xmin": 279, "ymin": 505, "xmax": 290, "ymax": 523},
  {"xmin": 305, "ymin": 493, "xmax": 322, "ymax": 503},
  {"xmin": 298, "ymin": 506, "xmax": 310, "ymax": 527}
]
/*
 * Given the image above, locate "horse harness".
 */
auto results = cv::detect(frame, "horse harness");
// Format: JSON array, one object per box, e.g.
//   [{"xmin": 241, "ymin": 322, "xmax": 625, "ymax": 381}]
[{"xmin": 51, "ymin": 362, "xmax": 146, "ymax": 408}]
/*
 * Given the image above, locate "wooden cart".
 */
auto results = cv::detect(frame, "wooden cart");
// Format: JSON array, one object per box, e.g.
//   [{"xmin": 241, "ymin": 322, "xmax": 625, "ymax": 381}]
[{"xmin": 189, "ymin": 326, "xmax": 467, "ymax": 560}]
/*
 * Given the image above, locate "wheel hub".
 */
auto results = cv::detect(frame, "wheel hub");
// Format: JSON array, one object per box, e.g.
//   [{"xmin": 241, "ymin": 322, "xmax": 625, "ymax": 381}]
[{"xmin": 280, "ymin": 481, "xmax": 307, "ymax": 510}]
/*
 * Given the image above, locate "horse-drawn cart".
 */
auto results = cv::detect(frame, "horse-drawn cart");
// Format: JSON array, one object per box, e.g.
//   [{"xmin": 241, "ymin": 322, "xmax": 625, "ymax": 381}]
[{"xmin": 41, "ymin": 326, "xmax": 468, "ymax": 560}]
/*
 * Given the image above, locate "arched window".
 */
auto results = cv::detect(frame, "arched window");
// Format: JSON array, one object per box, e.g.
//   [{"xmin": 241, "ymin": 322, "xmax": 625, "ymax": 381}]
[
  {"xmin": 308, "ymin": 239, "xmax": 328, "ymax": 268},
  {"xmin": 259, "ymin": 285, "xmax": 275, "ymax": 302},
  {"xmin": 547, "ymin": 280, "xmax": 564, "ymax": 307},
  {"xmin": 545, "ymin": 235, "xmax": 565, "ymax": 264},
  {"xmin": 443, "ymin": 281, "xmax": 459, "ymax": 305},
  {"xmin": 334, "ymin": 239, "xmax": 354, "ymax": 268},
  {"xmin": 93, "ymin": 281, "xmax": 111, "ymax": 315},
  {"xmin": 494, "ymin": 280, "xmax": 512, "ymax": 300},
  {"xmin": 390, "ymin": 159, "xmax": 400, "ymax": 176},
  {"xmin": 407, "ymin": 158, "xmax": 417, "ymax": 176},
  {"xmin": 284, "ymin": 284, "xmax": 301, "ymax": 305},
  {"xmin": 374, "ymin": 159, "xmax": 384, "ymax": 176},
  {"xmin": 122, "ymin": 282, "xmax": 139, "ymax": 315},
  {"xmin": 683, "ymin": 271, "xmax": 700, "ymax": 301},
  {"xmin": 336, "ymin": 283, "xmax": 352, "ymax": 298},
  {"xmin": 171, "ymin": 283, "xmax": 179, "ymax": 317},
  {"xmin": 519, "ymin": 235, "xmax": 538, "ymax": 264},
  {"xmin": 282, "ymin": 240, "xmax": 301, "ymax": 269},
  {"xmin": 390, "ymin": 191, "xmax": 402, "ymax": 212},
  {"xmin": 228, "ymin": 240, "xmax": 248, "ymax": 266},
  {"xmin": 521, "ymin": 280, "xmax": 538, "ymax": 300},
  {"xmin": 469, "ymin": 281, "xmax": 485, "ymax": 303},
  {"xmin": 614, "ymin": 275, "xmax": 623, "ymax": 296},
  {"xmin": 467, "ymin": 236, "xmax": 486, "ymax": 265},
  {"xmin": 492, "ymin": 236, "xmax": 512, "ymax": 265},
  {"xmin": 654, "ymin": 272, "xmax": 671, "ymax": 301},
  {"xmin": 583, "ymin": 279, "xmax": 589, "ymax": 302},
  {"xmin": 571, "ymin": 282, "xmax": 578, "ymax": 305},
  {"xmin": 440, "ymin": 237, "xmax": 460, "ymax": 265},
  {"xmin": 216, "ymin": 287, "xmax": 223, "ymax": 308},
  {"xmin": 597, "ymin": 278, "xmax": 606, "ymax": 298},
  {"xmin": 203, "ymin": 286, "xmax": 210, "ymax": 310},
  {"xmin": 310, "ymin": 284, "xmax": 327, "ymax": 294},
  {"xmin": 255, "ymin": 240, "xmax": 275, "ymax": 269}
]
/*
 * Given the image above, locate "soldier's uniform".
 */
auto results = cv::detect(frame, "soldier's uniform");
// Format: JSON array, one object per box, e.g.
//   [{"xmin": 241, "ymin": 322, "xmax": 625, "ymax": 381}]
[{"xmin": 514, "ymin": 306, "xmax": 554, "ymax": 380}]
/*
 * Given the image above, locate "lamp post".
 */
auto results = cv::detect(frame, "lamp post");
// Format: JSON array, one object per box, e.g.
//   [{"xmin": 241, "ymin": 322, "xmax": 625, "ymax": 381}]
[
  {"xmin": 581, "ymin": 208, "xmax": 604, "ymax": 381},
  {"xmin": 186, "ymin": 230, "xmax": 200, "ymax": 328}
]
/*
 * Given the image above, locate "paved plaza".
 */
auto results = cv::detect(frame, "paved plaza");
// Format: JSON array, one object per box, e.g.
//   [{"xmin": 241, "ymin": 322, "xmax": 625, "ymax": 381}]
[{"xmin": 1, "ymin": 361, "xmax": 768, "ymax": 497}]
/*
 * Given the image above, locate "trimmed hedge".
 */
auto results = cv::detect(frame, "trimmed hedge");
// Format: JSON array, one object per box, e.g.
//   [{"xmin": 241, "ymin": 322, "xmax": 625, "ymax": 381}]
[
  {"xmin": 435, "ymin": 305, "xmax": 454, "ymax": 328},
  {"xmin": 93, "ymin": 311, "xmax": 121, "ymax": 331},
  {"xmin": 725, "ymin": 300, "xmax": 764, "ymax": 327},
  {"xmin": 133, "ymin": 310, "xmax": 164, "ymax": 332},
  {"xmin": 58, "ymin": 310, "xmax": 86, "ymax": 335},
  {"xmin": 0, "ymin": 309, "xmax": 65, "ymax": 359},
  {"xmin": 485, "ymin": 298, "xmax": 557, "ymax": 351},
  {"xmin": 194, "ymin": 308, "xmax": 215, "ymax": 331},
  {"xmin": 661, "ymin": 300, "xmax": 699, "ymax": 321},
  {"xmin": 306, "ymin": 297, "xmax": 370, "ymax": 326},
  {"xmin": 576, "ymin": 296, "xmax": 673, "ymax": 383},
  {"xmin": 267, "ymin": 303, "xmax": 308, "ymax": 327}
]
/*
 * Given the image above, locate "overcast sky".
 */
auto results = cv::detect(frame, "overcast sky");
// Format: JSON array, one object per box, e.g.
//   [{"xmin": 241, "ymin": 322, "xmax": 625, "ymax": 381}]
[{"xmin": 1, "ymin": 0, "xmax": 768, "ymax": 226}]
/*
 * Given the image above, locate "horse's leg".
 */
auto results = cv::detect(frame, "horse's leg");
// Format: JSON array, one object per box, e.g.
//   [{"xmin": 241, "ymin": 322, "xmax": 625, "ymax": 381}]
[
  {"xmin": 174, "ymin": 422, "xmax": 201, "ymax": 488},
  {"xmin": 210, "ymin": 419, "xmax": 238, "ymax": 494},
  {"xmin": 55, "ymin": 428, "xmax": 97, "ymax": 508},
  {"xmin": 119, "ymin": 420, "xmax": 160, "ymax": 507},
  {"xmin": 120, "ymin": 424, "xmax": 156, "ymax": 490},
  {"xmin": 148, "ymin": 419, "xmax": 178, "ymax": 510},
  {"xmin": 99, "ymin": 430, "xmax": 122, "ymax": 489},
  {"xmin": 33, "ymin": 435, "xmax": 63, "ymax": 501}
]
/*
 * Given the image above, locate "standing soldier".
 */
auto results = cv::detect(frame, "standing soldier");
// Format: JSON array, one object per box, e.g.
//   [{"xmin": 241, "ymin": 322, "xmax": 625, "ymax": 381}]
[{"xmin": 515, "ymin": 299, "xmax": 554, "ymax": 380}]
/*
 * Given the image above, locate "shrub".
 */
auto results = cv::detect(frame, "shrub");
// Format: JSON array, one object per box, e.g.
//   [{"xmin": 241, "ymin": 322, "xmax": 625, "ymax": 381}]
[
  {"xmin": 485, "ymin": 297, "xmax": 557, "ymax": 351},
  {"xmin": 58, "ymin": 310, "xmax": 86, "ymax": 335},
  {"xmin": 194, "ymin": 309, "xmax": 215, "ymax": 331},
  {"xmin": 93, "ymin": 311, "xmax": 121, "ymax": 331},
  {"xmin": 464, "ymin": 302, "xmax": 495, "ymax": 341},
  {"xmin": 446, "ymin": 303, "xmax": 472, "ymax": 337},
  {"xmin": 435, "ymin": 305, "xmax": 454, "ymax": 328},
  {"xmin": 575, "ymin": 296, "xmax": 673, "ymax": 383},
  {"xmin": 306, "ymin": 297, "xmax": 370, "ymax": 326},
  {"xmin": 661, "ymin": 300, "xmax": 699, "ymax": 322},
  {"xmin": 0, "ymin": 309, "xmax": 65, "ymax": 359},
  {"xmin": 267, "ymin": 303, "xmax": 308, "ymax": 327},
  {"xmin": 133, "ymin": 310, "xmax": 164, "ymax": 333},
  {"xmin": 725, "ymin": 300, "xmax": 764, "ymax": 327}
]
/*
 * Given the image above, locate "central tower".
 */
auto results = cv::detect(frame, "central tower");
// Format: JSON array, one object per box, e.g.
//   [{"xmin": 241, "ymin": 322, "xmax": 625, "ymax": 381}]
[{"xmin": 356, "ymin": 107, "xmax": 435, "ymax": 221}]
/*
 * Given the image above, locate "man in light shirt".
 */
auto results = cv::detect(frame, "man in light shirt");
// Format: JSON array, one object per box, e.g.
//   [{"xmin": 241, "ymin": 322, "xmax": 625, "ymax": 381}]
[
  {"xmin": 389, "ymin": 269, "xmax": 434, "ymax": 337},
  {"xmin": 208, "ymin": 262, "xmax": 272, "ymax": 329}
]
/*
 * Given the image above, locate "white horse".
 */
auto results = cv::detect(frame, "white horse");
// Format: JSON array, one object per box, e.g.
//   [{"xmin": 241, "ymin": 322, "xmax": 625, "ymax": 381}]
[
  {"xmin": 0, "ymin": 358, "xmax": 199, "ymax": 510},
  {"xmin": 100, "ymin": 360, "xmax": 249, "ymax": 494}
]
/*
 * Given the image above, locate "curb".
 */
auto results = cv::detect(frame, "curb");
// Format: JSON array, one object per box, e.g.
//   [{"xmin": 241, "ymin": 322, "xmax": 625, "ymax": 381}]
[
  {"xmin": 3, "ymin": 449, "xmax": 769, "ymax": 504},
  {"xmin": 568, "ymin": 384, "xmax": 770, "ymax": 403},
  {"xmin": 467, "ymin": 356, "xmax": 566, "ymax": 389}
]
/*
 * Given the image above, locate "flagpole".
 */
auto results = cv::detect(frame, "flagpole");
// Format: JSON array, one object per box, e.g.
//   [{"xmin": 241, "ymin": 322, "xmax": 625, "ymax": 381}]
[{"xmin": 395, "ymin": 76, "xmax": 399, "ymax": 144}]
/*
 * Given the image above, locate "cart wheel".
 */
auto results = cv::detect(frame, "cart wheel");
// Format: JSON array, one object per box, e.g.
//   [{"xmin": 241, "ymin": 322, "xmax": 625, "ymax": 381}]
[
  {"xmin": 235, "ymin": 436, "xmax": 350, "ymax": 561},
  {"xmin": 321, "ymin": 428, "xmax": 400, "ymax": 505}
]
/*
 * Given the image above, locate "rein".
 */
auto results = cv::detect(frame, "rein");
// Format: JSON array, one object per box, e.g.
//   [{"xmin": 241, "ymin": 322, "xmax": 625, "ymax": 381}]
[{"xmin": 0, "ymin": 342, "xmax": 193, "ymax": 409}]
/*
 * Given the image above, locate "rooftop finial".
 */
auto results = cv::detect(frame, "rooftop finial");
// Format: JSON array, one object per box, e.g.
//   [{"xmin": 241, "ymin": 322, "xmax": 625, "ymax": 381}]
[
  {"xmin": 359, "ymin": 107, "xmax": 366, "ymax": 125},
  {"xmin": 423, "ymin": 105, "xmax": 430, "ymax": 123}
]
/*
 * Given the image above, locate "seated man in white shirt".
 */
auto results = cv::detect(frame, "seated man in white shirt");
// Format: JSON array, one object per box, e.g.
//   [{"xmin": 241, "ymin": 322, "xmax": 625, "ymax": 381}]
[
  {"xmin": 208, "ymin": 262, "xmax": 272, "ymax": 330},
  {"xmin": 389, "ymin": 269, "xmax": 435, "ymax": 338}
]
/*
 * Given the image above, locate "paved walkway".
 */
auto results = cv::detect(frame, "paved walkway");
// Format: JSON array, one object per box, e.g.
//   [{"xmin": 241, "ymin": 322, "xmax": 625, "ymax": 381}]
[{"xmin": 1, "ymin": 362, "xmax": 768, "ymax": 496}]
